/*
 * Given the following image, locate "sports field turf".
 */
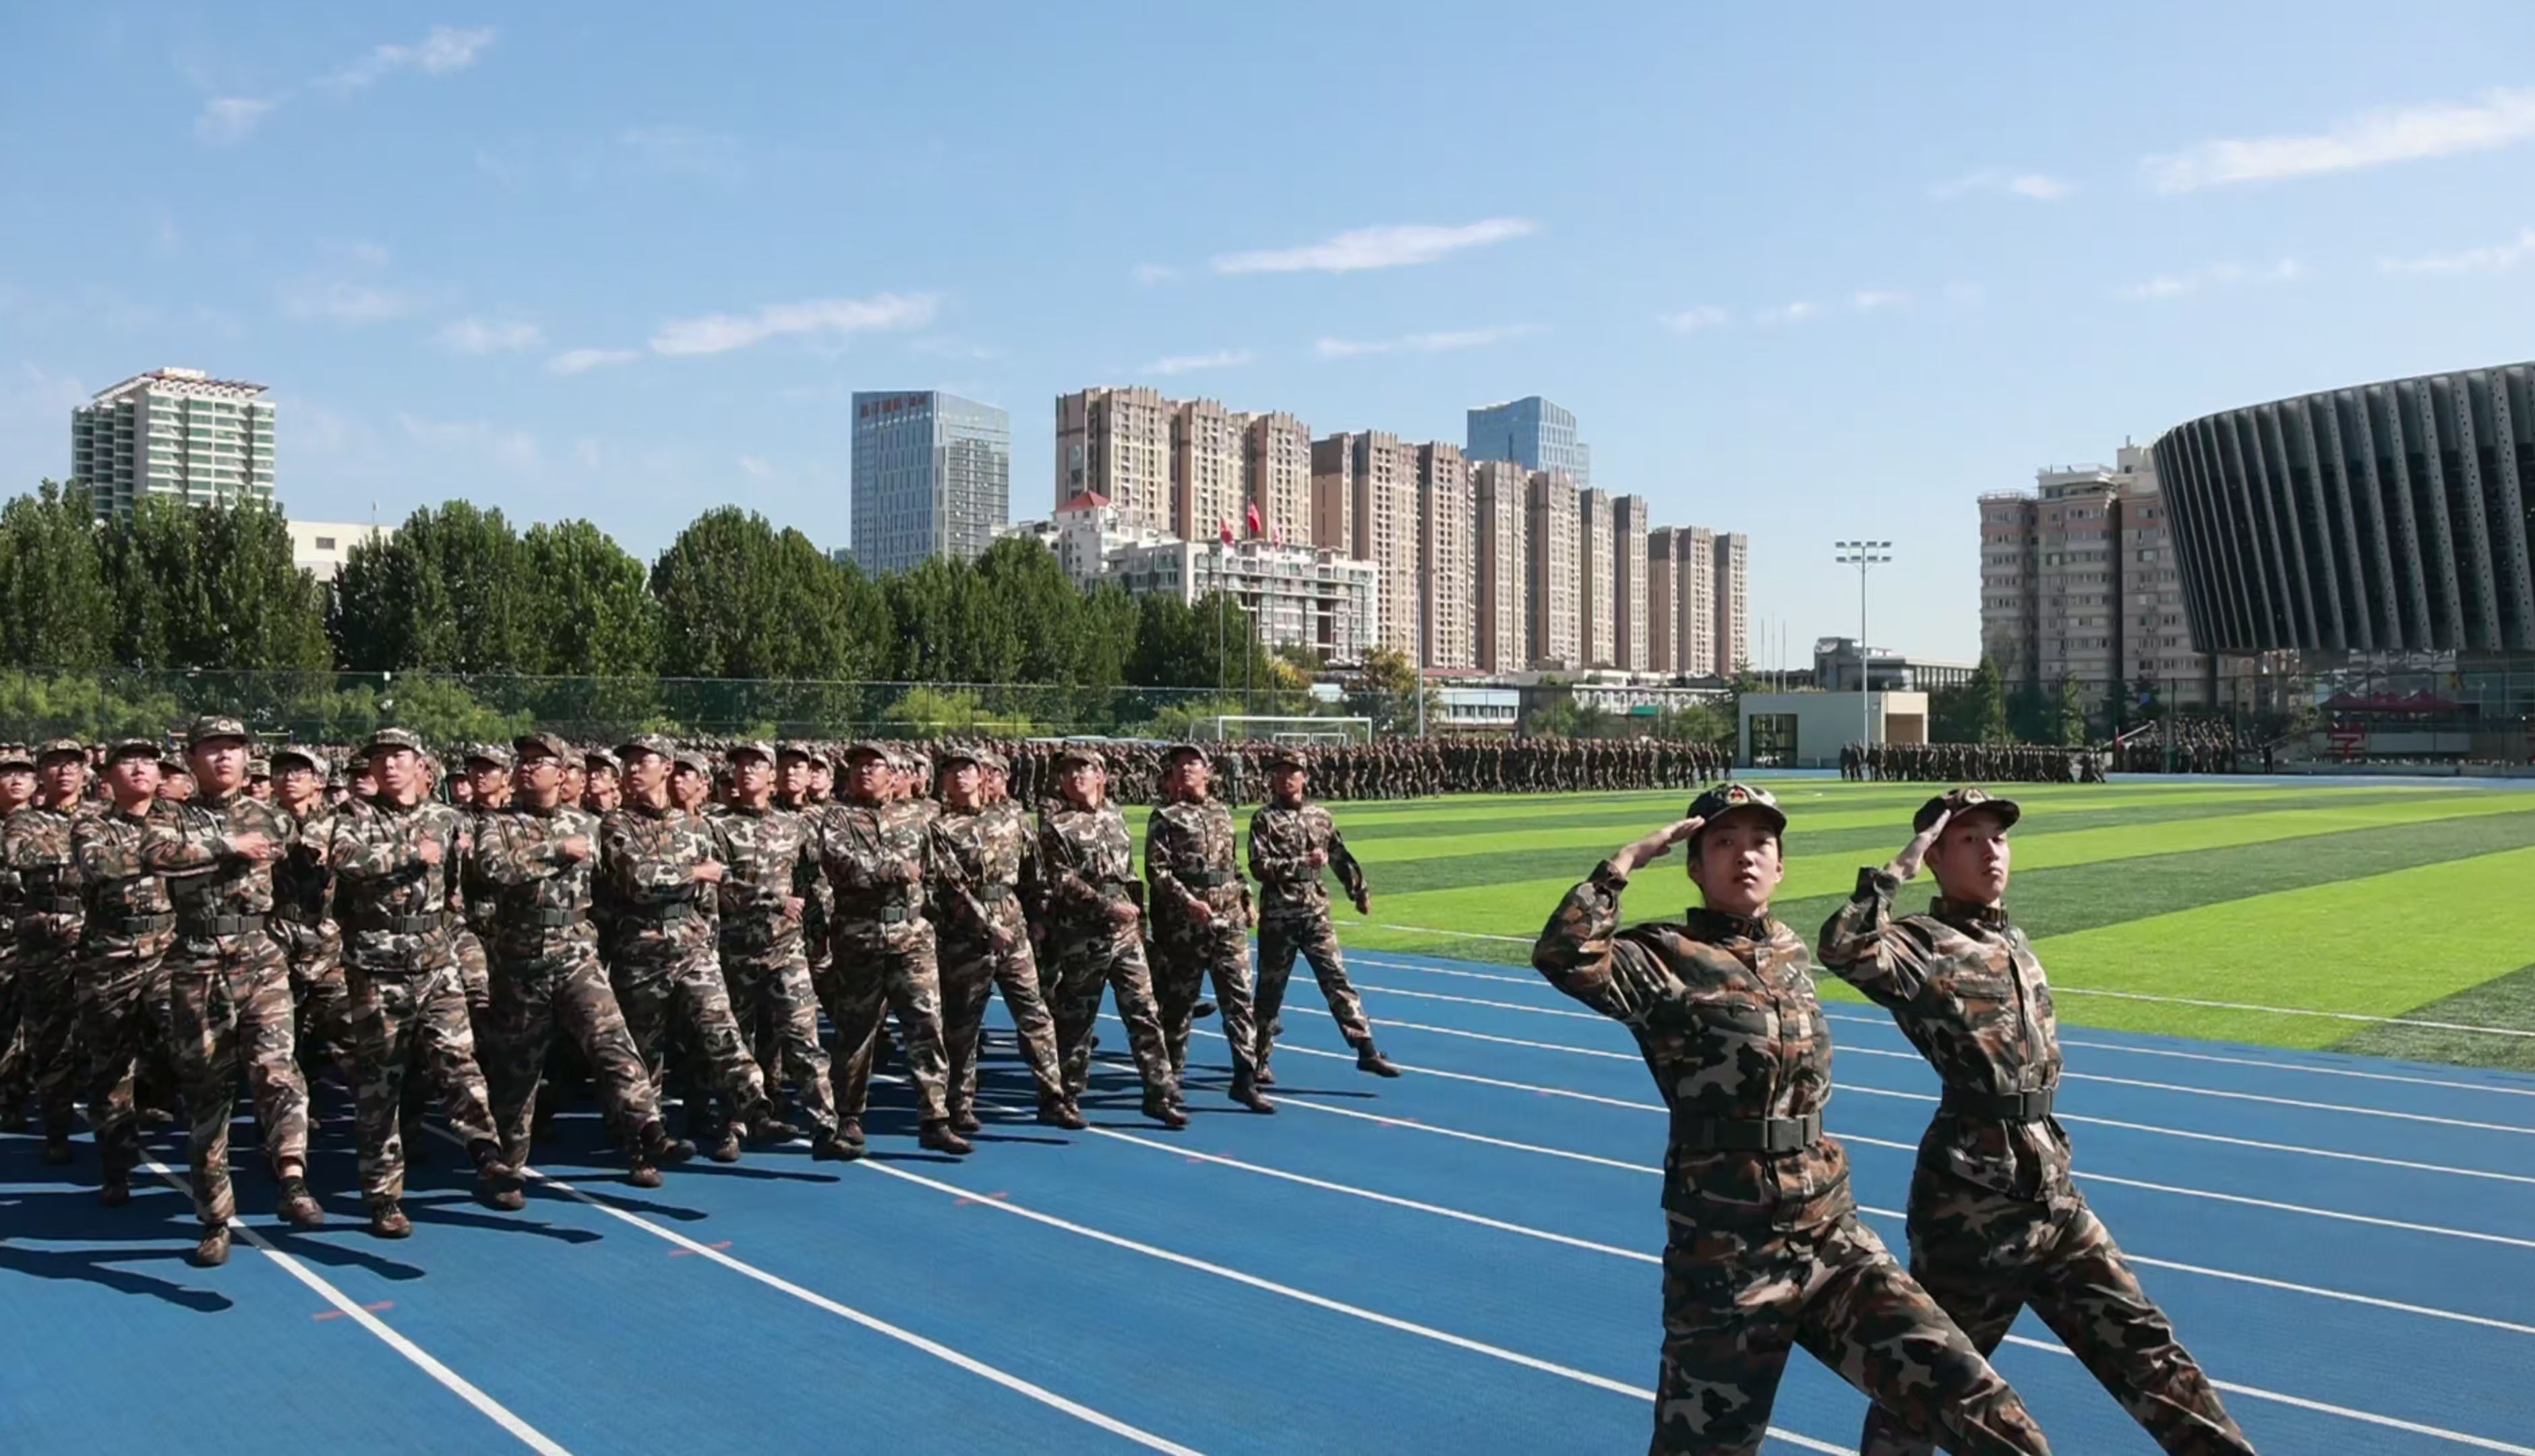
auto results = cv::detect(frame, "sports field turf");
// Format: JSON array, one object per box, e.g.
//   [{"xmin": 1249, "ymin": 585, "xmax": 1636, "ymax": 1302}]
[{"xmin": 1131, "ymin": 775, "xmax": 2535, "ymax": 1072}]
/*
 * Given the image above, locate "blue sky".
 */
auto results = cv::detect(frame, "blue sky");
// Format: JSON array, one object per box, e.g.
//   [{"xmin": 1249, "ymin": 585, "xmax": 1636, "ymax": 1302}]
[{"xmin": 7, "ymin": 4, "xmax": 2535, "ymax": 664}]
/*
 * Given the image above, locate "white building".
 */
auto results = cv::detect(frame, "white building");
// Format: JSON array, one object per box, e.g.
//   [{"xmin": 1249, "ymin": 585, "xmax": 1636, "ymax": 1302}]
[
  {"xmin": 1112, "ymin": 538, "xmax": 1381, "ymax": 664},
  {"xmin": 1019, "ymin": 490, "xmax": 1175, "ymax": 586},
  {"xmin": 70, "ymin": 367, "xmax": 276, "ymax": 517},
  {"xmin": 287, "ymin": 520, "xmax": 385, "ymax": 582},
  {"xmin": 1739, "ymin": 690, "xmax": 1928, "ymax": 768}
]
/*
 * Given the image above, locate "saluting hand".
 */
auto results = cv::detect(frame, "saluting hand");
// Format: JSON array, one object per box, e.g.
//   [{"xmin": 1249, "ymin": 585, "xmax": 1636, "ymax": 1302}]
[
  {"xmin": 1612, "ymin": 818, "xmax": 1703, "ymax": 875},
  {"xmin": 1888, "ymin": 811, "xmax": 1950, "ymax": 882}
]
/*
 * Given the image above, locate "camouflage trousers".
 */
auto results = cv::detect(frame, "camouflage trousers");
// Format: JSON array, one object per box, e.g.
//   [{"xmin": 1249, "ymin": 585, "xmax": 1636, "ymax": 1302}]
[
  {"xmin": 453, "ymin": 927, "xmax": 494, "ymax": 1023},
  {"xmin": 1040, "ymin": 926, "xmax": 1174, "ymax": 1100},
  {"xmin": 1654, "ymin": 1209, "xmax": 2050, "ymax": 1456},
  {"xmin": 720, "ymin": 944, "xmax": 837, "ymax": 1138},
  {"xmin": 1150, "ymin": 907, "xmax": 1259, "ymax": 1085},
  {"xmin": 612, "ymin": 936, "xmax": 768, "ymax": 1127},
  {"xmin": 1254, "ymin": 913, "xmax": 1372, "ymax": 1072},
  {"xmin": 828, "ymin": 923, "xmax": 951, "ymax": 1124},
  {"xmin": 486, "ymin": 936, "xmax": 662, "ymax": 1165},
  {"xmin": 169, "ymin": 942, "xmax": 311, "ymax": 1229},
  {"xmin": 77, "ymin": 947, "xmax": 170, "ymax": 1180},
  {"xmin": 349, "ymin": 962, "xmax": 496, "ymax": 1205},
  {"xmin": 13, "ymin": 945, "xmax": 82, "ymax": 1136},
  {"xmin": 940, "ymin": 904, "xmax": 1065, "ymax": 1115},
  {"xmin": 277, "ymin": 919, "xmax": 356, "ymax": 1088},
  {"xmin": 1860, "ymin": 1167, "xmax": 2250, "ymax": 1456}
]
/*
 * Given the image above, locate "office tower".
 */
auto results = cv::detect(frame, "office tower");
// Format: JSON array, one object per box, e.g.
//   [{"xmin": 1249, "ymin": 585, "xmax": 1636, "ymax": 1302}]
[
  {"xmin": 851, "ymin": 390, "xmax": 1011, "ymax": 574},
  {"xmin": 1466, "ymin": 394, "xmax": 1590, "ymax": 491}
]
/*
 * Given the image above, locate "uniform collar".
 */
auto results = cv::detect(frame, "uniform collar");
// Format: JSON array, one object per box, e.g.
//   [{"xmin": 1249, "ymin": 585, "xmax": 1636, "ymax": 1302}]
[
  {"xmin": 1931, "ymin": 897, "xmax": 2013, "ymax": 932},
  {"xmin": 1684, "ymin": 907, "xmax": 1774, "ymax": 943}
]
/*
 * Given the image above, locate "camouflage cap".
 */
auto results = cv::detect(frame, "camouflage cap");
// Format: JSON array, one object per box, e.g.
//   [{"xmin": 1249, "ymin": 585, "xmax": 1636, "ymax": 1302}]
[
  {"xmin": 247, "ymin": 758, "xmax": 271, "ymax": 779},
  {"xmin": 976, "ymin": 748, "xmax": 1010, "ymax": 775},
  {"xmin": 1162, "ymin": 741, "xmax": 1212, "ymax": 764},
  {"xmin": 364, "ymin": 726, "xmax": 425, "ymax": 756},
  {"xmin": 936, "ymin": 743, "xmax": 982, "ymax": 769},
  {"xmin": 185, "ymin": 715, "xmax": 251, "ymax": 750},
  {"xmin": 270, "ymin": 744, "xmax": 323, "ymax": 771},
  {"xmin": 36, "ymin": 737, "xmax": 88, "ymax": 764},
  {"xmin": 777, "ymin": 739, "xmax": 826, "ymax": 766},
  {"xmin": 463, "ymin": 741, "xmax": 516, "ymax": 770},
  {"xmin": 725, "ymin": 739, "xmax": 776, "ymax": 765},
  {"xmin": 0, "ymin": 743, "xmax": 33, "ymax": 770},
  {"xmin": 1685, "ymin": 781, "xmax": 1787, "ymax": 839},
  {"xmin": 616, "ymin": 733, "xmax": 674, "ymax": 762},
  {"xmin": 839, "ymin": 739, "xmax": 892, "ymax": 766},
  {"xmin": 1052, "ymin": 744, "xmax": 1106, "ymax": 770},
  {"xmin": 102, "ymin": 737, "xmax": 160, "ymax": 765},
  {"xmin": 581, "ymin": 748, "xmax": 618, "ymax": 774},
  {"xmin": 512, "ymin": 731, "xmax": 573, "ymax": 763},
  {"xmin": 672, "ymin": 750, "xmax": 711, "ymax": 775},
  {"xmin": 1263, "ymin": 746, "xmax": 1311, "ymax": 772},
  {"xmin": 1913, "ymin": 785, "xmax": 2021, "ymax": 835}
]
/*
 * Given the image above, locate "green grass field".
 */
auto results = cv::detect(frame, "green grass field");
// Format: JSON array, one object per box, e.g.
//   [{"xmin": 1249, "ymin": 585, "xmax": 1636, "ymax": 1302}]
[{"xmin": 1134, "ymin": 779, "xmax": 2535, "ymax": 1072}]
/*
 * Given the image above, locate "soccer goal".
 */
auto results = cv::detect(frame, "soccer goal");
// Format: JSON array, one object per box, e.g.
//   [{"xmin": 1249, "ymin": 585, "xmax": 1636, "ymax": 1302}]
[{"xmin": 1207, "ymin": 715, "xmax": 1374, "ymax": 747}]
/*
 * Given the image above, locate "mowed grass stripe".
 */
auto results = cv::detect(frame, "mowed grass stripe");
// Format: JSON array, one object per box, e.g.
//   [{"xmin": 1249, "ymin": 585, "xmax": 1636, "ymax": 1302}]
[
  {"xmin": 2335, "ymin": 965, "xmax": 2535, "ymax": 1073},
  {"xmin": 1347, "ymin": 790, "xmax": 2535, "ymax": 920}
]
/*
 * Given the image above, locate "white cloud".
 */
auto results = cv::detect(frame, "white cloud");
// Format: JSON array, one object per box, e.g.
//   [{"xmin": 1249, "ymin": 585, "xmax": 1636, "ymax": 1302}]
[
  {"xmin": 1849, "ymin": 290, "xmax": 1911, "ymax": 311},
  {"xmin": 1314, "ymin": 324, "xmax": 1543, "ymax": 358},
  {"xmin": 2143, "ymin": 88, "xmax": 2535, "ymax": 192},
  {"xmin": 545, "ymin": 347, "xmax": 643, "ymax": 376},
  {"xmin": 2380, "ymin": 226, "xmax": 2535, "ymax": 275},
  {"xmin": 1758, "ymin": 301, "xmax": 1822, "ymax": 326},
  {"xmin": 1930, "ymin": 169, "xmax": 2073, "ymax": 201},
  {"xmin": 1659, "ymin": 306, "xmax": 1730, "ymax": 334},
  {"xmin": 322, "ymin": 25, "xmax": 496, "ymax": 93},
  {"xmin": 195, "ymin": 97, "xmax": 276, "ymax": 144},
  {"xmin": 280, "ymin": 280, "xmax": 421, "ymax": 325},
  {"xmin": 1212, "ymin": 218, "xmax": 1537, "ymax": 275},
  {"xmin": 616, "ymin": 125, "xmax": 746, "ymax": 183},
  {"xmin": 434, "ymin": 317, "xmax": 544, "ymax": 354},
  {"xmin": 738, "ymin": 454, "xmax": 774, "ymax": 479},
  {"xmin": 1132, "ymin": 262, "xmax": 1180, "ymax": 284},
  {"xmin": 1140, "ymin": 348, "xmax": 1253, "ymax": 377},
  {"xmin": 647, "ymin": 291, "xmax": 937, "ymax": 357},
  {"xmin": 2120, "ymin": 257, "xmax": 2306, "ymax": 301}
]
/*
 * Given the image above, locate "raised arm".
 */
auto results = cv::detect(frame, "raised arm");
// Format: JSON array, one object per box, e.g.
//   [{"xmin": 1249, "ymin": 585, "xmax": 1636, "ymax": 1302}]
[{"xmin": 1533, "ymin": 819, "xmax": 1700, "ymax": 1022}]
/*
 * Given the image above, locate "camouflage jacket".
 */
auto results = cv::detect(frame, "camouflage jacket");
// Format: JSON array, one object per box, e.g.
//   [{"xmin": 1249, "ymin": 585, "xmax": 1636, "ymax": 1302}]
[
  {"xmin": 599, "ymin": 801, "xmax": 717, "ymax": 958},
  {"xmin": 1247, "ymin": 800, "xmax": 1364, "ymax": 922},
  {"xmin": 709, "ymin": 803, "xmax": 814, "ymax": 956},
  {"xmin": 1818, "ymin": 870, "xmax": 2072, "ymax": 1203},
  {"xmin": 927, "ymin": 799, "xmax": 1031, "ymax": 947},
  {"xmin": 72, "ymin": 803, "xmax": 176, "ymax": 961},
  {"xmin": 5, "ymin": 801, "xmax": 89, "ymax": 948},
  {"xmin": 470, "ymin": 801, "xmax": 602, "ymax": 958},
  {"xmin": 1533, "ymin": 860, "xmax": 1852, "ymax": 1232},
  {"xmin": 1035, "ymin": 802, "xmax": 1139, "ymax": 938},
  {"xmin": 818, "ymin": 798, "xmax": 935, "ymax": 943},
  {"xmin": 271, "ymin": 801, "xmax": 335, "ymax": 931},
  {"xmin": 1145, "ymin": 795, "xmax": 1247, "ymax": 930},
  {"xmin": 460, "ymin": 804, "xmax": 510, "ymax": 934},
  {"xmin": 324, "ymin": 795, "xmax": 470, "ymax": 975},
  {"xmin": 141, "ymin": 789, "xmax": 287, "ymax": 942}
]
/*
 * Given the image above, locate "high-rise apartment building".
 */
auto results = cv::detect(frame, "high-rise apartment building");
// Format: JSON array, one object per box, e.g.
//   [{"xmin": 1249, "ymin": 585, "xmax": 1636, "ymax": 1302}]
[
  {"xmin": 1466, "ymin": 395, "xmax": 1590, "ymax": 491},
  {"xmin": 1242, "ymin": 411, "xmax": 1312, "ymax": 546},
  {"xmin": 1054, "ymin": 386, "xmax": 1173, "ymax": 532},
  {"xmin": 1311, "ymin": 431, "xmax": 1419, "ymax": 657},
  {"xmin": 1526, "ymin": 469, "xmax": 1581, "ymax": 668},
  {"xmin": 1981, "ymin": 443, "xmax": 2215, "ymax": 708},
  {"xmin": 1646, "ymin": 526, "xmax": 1679, "ymax": 671},
  {"xmin": 1473, "ymin": 461, "xmax": 1530, "ymax": 673},
  {"xmin": 1713, "ymin": 531, "xmax": 1750, "ymax": 675},
  {"xmin": 1307, "ymin": 435, "xmax": 1355, "ymax": 556},
  {"xmin": 1170, "ymin": 398, "xmax": 1247, "ymax": 545},
  {"xmin": 1612, "ymin": 495, "xmax": 1650, "ymax": 671},
  {"xmin": 1416, "ymin": 443, "xmax": 1475, "ymax": 671},
  {"xmin": 850, "ymin": 390, "xmax": 1010, "ymax": 575},
  {"xmin": 1678, "ymin": 526, "xmax": 1717, "ymax": 677},
  {"xmin": 1576, "ymin": 487, "xmax": 1616, "ymax": 667},
  {"xmin": 70, "ymin": 367, "xmax": 276, "ymax": 517}
]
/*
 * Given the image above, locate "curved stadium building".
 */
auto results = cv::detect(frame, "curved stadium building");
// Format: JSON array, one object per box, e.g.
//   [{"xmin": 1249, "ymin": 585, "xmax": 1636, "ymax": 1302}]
[{"xmin": 2151, "ymin": 363, "xmax": 2535, "ymax": 657}]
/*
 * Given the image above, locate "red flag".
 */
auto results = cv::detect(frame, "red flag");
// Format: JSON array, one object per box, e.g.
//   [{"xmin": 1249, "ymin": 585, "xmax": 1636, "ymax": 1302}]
[
  {"xmin": 1245, "ymin": 500, "xmax": 1263, "ymax": 538},
  {"xmin": 1219, "ymin": 520, "xmax": 1234, "ymax": 545}
]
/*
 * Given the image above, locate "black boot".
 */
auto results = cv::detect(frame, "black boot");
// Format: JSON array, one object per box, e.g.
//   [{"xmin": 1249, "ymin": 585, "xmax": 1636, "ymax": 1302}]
[
  {"xmin": 918, "ymin": 1120, "xmax": 974, "ymax": 1156},
  {"xmin": 1354, "ymin": 1041, "xmax": 1400, "ymax": 1077},
  {"xmin": 1142, "ymin": 1090, "xmax": 1189, "ymax": 1130},
  {"xmin": 1229, "ymin": 1075, "xmax": 1275, "ymax": 1114}
]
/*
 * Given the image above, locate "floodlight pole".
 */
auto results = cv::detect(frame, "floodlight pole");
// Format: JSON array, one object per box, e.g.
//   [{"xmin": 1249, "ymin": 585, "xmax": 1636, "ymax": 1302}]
[{"xmin": 1833, "ymin": 541, "xmax": 1894, "ymax": 750}]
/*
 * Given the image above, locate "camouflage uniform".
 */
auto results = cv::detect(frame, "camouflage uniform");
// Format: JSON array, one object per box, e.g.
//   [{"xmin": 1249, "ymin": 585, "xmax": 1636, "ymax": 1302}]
[
  {"xmin": 599, "ymin": 795, "xmax": 769, "ymax": 1127},
  {"xmin": 1247, "ymin": 794, "xmax": 1382, "ymax": 1076},
  {"xmin": 143, "ymin": 780, "xmax": 313, "ymax": 1228},
  {"xmin": 1820, "ymin": 797, "xmax": 2250, "ymax": 1456},
  {"xmin": 324, "ymin": 791, "xmax": 502, "ymax": 1207},
  {"xmin": 271, "ymin": 762, "xmax": 355, "ymax": 1089},
  {"xmin": 1033, "ymin": 794, "xmax": 1179, "ymax": 1111},
  {"xmin": 5, "ymin": 785, "xmax": 91, "ymax": 1145},
  {"xmin": 1532, "ymin": 789, "xmax": 2052, "ymax": 1456},
  {"xmin": 1143, "ymin": 783, "xmax": 1263, "ymax": 1097},
  {"xmin": 818, "ymin": 790, "xmax": 954, "ymax": 1128},
  {"xmin": 71, "ymin": 797, "xmax": 175, "ymax": 1185},
  {"xmin": 472, "ymin": 791, "xmax": 667, "ymax": 1165},
  {"xmin": 928, "ymin": 792, "xmax": 1067, "ymax": 1120},
  {"xmin": 708, "ymin": 795, "xmax": 836, "ymax": 1139}
]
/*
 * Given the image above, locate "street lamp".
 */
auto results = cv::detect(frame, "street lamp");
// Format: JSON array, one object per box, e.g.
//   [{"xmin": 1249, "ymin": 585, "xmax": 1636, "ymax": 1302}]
[{"xmin": 1832, "ymin": 541, "xmax": 1893, "ymax": 751}]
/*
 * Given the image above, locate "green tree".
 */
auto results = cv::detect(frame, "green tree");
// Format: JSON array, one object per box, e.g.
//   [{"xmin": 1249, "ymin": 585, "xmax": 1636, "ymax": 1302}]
[
  {"xmin": 972, "ymin": 537, "xmax": 1090, "ymax": 684},
  {"xmin": 651, "ymin": 508, "xmax": 887, "ymax": 681},
  {"xmin": 2049, "ymin": 676, "xmax": 2090, "ymax": 746},
  {"xmin": 0, "ymin": 482, "xmax": 113, "ymax": 669},
  {"xmin": 886, "ymin": 555, "xmax": 1021, "ymax": 684},
  {"xmin": 1932, "ymin": 657, "xmax": 2012, "ymax": 744},
  {"xmin": 1344, "ymin": 644, "xmax": 1439, "ymax": 733},
  {"xmin": 101, "ymin": 499, "xmax": 330, "ymax": 672},
  {"xmin": 521, "ymin": 519, "xmax": 661, "ymax": 676},
  {"xmin": 1650, "ymin": 699, "xmax": 1734, "ymax": 744},
  {"xmin": 331, "ymin": 502, "xmax": 537, "ymax": 672}
]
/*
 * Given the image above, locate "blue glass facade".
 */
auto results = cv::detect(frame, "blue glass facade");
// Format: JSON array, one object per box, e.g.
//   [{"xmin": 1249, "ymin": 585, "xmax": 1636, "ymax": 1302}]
[
  {"xmin": 850, "ymin": 390, "xmax": 1011, "ymax": 576},
  {"xmin": 1465, "ymin": 395, "xmax": 1590, "ymax": 491}
]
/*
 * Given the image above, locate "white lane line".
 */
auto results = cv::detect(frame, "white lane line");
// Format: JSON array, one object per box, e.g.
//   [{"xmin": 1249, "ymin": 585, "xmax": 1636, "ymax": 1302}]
[
  {"xmin": 136, "ymin": 1156, "xmax": 574, "ymax": 1456},
  {"xmin": 1025, "ymin": 1089, "xmax": 2535, "ymax": 1450},
  {"xmin": 853, "ymin": 1159, "xmax": 1850, "ymax": 1456},
  {"xmin": 1352, "ymin": 988, "xmax": 2535, "ymax": 1139},
  {"xmin": 418, "ymin": 1131, "xmax": 1202, "ymax": 1454},
  {"xmin": 1226, "ymin": 1087, "xmax": 2535, "ymax": 1340},
  {"xmin": 1152, "ymin": 1023, "xmax": 2535, "ymax": 1250},
  {"xmin": 1344, "ymin": 948, "xmax": 2535, "ymax": 1040}
]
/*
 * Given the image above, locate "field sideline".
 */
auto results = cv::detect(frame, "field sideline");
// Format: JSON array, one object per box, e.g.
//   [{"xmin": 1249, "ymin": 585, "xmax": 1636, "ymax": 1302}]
[{"xmin": 1129, "ymin": 777, "xmax": 2535, "ymax": 1071}]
